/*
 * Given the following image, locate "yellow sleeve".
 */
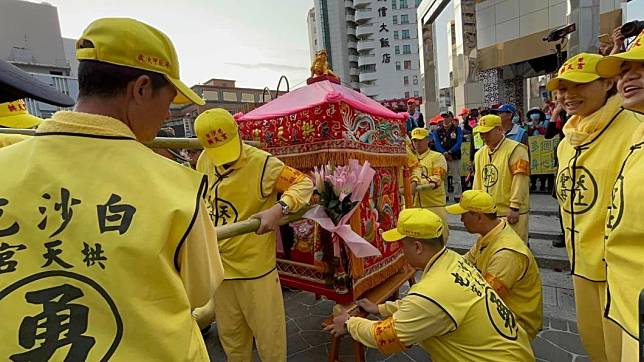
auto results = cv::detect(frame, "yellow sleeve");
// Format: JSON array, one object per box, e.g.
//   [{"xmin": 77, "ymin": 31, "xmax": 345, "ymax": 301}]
[
  {"xmin": 431, "ymin": 153, "xmax": 448, "ymax": 186},
  {"xmin": 261, "ymin": 156, "xmax": 314, "ymax": 212},
  {"xmin": 472, "ymin": 149, "xmax": 483, "ymax": 190},
  {"xmin": 347, "ymin": 295, "xmax": 455, "ymax": 355},
  {"xmin": 509, "ymin": 146, "xmax": 530, "ymax": 210},
  {"xmin": 178, "ymin": 199, "xmax": 224, "ymax": 309},
  {"xmin": 378, "ymin": 300, "xmax": 402, "ymax": 317},
  {"xmin": 483, "ymin": 250, "xmax": 528, "ymax": 298},
  {"xmin": 410, "ymin": 161, "xmax": 422, "ymax": 184}
]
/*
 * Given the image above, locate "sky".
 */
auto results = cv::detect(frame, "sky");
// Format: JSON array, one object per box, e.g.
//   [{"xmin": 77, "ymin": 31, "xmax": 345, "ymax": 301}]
[{"xmin": 46, "ymin": 0, "xmax": 315, "ymax": 90}]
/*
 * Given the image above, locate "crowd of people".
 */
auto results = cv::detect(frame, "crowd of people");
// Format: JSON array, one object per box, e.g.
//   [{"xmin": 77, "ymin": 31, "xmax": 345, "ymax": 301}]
[{"xmin": 0, "ymin": 14, "xmax": 643, "ymax": 362}]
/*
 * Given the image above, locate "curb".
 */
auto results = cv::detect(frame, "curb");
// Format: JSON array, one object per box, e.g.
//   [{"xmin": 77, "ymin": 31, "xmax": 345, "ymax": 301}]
[{"xmin": 448, "ymin": 223, "xmax": 563, "ymax": 241}]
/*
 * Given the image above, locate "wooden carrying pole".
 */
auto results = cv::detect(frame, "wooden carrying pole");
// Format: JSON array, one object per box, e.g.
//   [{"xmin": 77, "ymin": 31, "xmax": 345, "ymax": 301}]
[
  {"xmin": 215, "ymin": 208, "xmax": 309, "ymax": 241},
  {"xmin": 0, "ymin": 128, "xmax": 259, "ymax": 149}
]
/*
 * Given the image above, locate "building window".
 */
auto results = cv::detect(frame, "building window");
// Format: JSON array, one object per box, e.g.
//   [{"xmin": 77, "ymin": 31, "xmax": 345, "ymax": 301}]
[
  {"xmin": 414, "ymin": 90, "xmax": 419, "ymax": 97},
  {"xmin": 402, "ymin": 29, "xmax": 410, "ymax": 39},
  {"xmin": 395, "ymin": 61, "xmax": 401, "ymax": 70},
  {"xmin": 241, "ymin": 93, "xmax": 255, "ymax": 103},
  {"xmin": 403, "ymin": 76, "xmax": 409, "ymax": 86},
  {"xmin": 393, "ymin": 16, "xmax": 398, "ymax": 25},
  {"xmin": 393, "ymin": 31, "xmax": 399, "ymax": 40},
  {"xmin": 404, "ymin": 60, "xmax": 412, "ymax": 70},
  {"xmin": 395, "ymin": 46, "xmax": 400, "ymax": 55},
  {"xmin": 413, "ymin": 75, "xmax": 418, "ymax": 85},
  {"xmin": 400, "ymin": 0, "xmax": 409, "ymax": 9},
  {"xmin": 403, "ymin": 44, "xmax": 411, "ymax": 54},
  {"xmin": 392, "ymin": 0, "xmax": 397, "ymax": 9},
  {"xmin": 405, "ymin": 91, "xmax": 410, "ymax": 98},
  {"xmin": 401, "ymin": 14, "xmax": 409, "ymax": 24},
  {"xmin": 222, "ymin": 91, "xmax": 237, "ymax": 102}
]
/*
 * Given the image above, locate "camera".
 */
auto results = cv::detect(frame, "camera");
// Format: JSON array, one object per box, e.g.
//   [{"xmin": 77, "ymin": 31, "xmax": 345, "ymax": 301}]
[
  {"xmin": 543, "ymin": 24, "xmax": 577, "ymax": 42},
  {"xmin": 621, "ymin": 20, "xmax": 644, "ymax": 39}
]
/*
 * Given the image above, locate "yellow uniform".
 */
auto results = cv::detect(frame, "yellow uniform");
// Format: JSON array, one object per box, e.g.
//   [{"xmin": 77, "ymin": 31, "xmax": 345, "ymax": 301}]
[
  {"xmin": 463, "ymin": 220, "xmax": 543, "ymax": 339},
  {"xmin": 604, "ymin": 121, "xmax": 644, "ymax": 360},
  {"xmin": 555, "ymin": 95, "xmax": 639, "ymax": 361},
  {"xmin": 411, "ymin": 149, "xmax": 449, "ymax": 241},
  {"xmin": 347, "ymin": 248, "xmax": 535, "ymax": 361},
  {"xmin": 473, "ymin": 138, "xmax": 530, "ymax": 242},
  {"xmin": 0, "ymin": 133, "xmax": 29, "ymax": 148},
  {"xmin": 196, "ymin": 144, "xmax": 313, "ymax": 361},
  {"xmin": 0, "ymin": 112, "xmax": 223, "ymax": 361}
]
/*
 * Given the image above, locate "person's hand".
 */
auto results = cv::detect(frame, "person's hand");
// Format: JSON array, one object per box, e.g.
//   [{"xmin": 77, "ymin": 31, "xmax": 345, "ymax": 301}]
[
  {"xmin": 611, "ymin": 27, "xmax": 625, "ymax": 54},
  {"xmin": 323, "ymin": 312, "xmax": 350, "ymax": 337},
  {"xmin": 251, "ymin": 204, "xmax": 283, "ymax": 235},
  {"xmin": 444, "ymin": 152, "xmax": 452, "ymax": 161},
  {"xmin": 356, "ymin": 298, "xmax": 380, "ymax": 315},
  {"xmin": 507, "ymin": 209, "xmax": 520, "ymax": 225}
]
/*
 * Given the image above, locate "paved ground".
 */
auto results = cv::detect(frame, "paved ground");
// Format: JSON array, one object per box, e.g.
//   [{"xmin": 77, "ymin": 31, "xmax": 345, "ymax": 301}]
[{"xmin": 204, "ymin": 194, "xmax": 588, "ymax": 361}]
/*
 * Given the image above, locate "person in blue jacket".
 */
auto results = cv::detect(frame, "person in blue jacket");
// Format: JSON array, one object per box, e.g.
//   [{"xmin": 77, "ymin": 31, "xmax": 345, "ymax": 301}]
[{"xmin": 432, "ymin": 111, "xmax": 463, "ymax": 201}]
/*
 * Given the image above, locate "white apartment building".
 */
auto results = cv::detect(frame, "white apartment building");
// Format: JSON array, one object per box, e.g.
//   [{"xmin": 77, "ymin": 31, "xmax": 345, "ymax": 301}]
[{"xmin": 309, "ymin": 0, "xmax": 423, "ymax": 100}]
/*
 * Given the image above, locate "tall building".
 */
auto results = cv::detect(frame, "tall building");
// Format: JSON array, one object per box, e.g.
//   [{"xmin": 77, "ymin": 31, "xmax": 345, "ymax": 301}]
[
  {"xmin": 0, "ymin": 0, "xmax": 77, "ymax": 117},
  {"xmin": 309, "ymin": 0, "xmax": 422, "ymax": 100}
]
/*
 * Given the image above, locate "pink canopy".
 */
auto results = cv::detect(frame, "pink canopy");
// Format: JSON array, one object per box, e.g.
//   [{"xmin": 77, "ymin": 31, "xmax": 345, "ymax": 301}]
[{"xmin": 235, "ymin": 80, "xmax": 407, "ymax": 121}]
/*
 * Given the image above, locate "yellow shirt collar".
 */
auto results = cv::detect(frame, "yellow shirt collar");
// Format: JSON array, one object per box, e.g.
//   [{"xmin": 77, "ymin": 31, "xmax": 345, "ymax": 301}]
[
  {"xmin": 563, "ymin": 95, "xmax": 623, "ymax": 146},
  {"xmin": 421, "ymin": 246, "xmax": 448, "ymax": 275},
  {"xmin": 37, "ymin": 111, "xmax": 136, "ymax": 139},
  {"xmin": 476, "ymin": 219, "xmax": 506, "ymax": 250}
]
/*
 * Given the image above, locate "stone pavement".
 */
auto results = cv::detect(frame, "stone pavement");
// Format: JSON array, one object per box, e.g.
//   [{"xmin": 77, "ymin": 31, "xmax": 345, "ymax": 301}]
[{"xmin": 204, "ymin": 194, "xmax": 589, "ymax": 361}]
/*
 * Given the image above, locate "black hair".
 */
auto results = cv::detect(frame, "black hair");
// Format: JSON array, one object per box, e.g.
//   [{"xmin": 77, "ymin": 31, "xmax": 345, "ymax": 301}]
[
  {"xmin": 484, "ymin": 212, "xmax": 498, "ymax": 220},
  {"xmin": 78, "ymin": 59, "xmax": 169, "ymax": 99}
]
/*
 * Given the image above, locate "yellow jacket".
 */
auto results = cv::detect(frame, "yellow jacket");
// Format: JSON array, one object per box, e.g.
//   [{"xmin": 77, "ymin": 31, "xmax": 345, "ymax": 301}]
[
  {"xmin": 464, "ymin": 220, "xmax": 543, "ymax": 339},
  {"xmin": 411, "ymin": 149, "xmax": 447, "ymax": 208},
  {"xmin": 197, "ymin": 144, "xmax": 313, "ymax": 279},
  {"xmin": 347, "ymin": 248, "xmax": 535, "ymax": 361},
  {"xmin": 604, "ymin": 117, "xmax": 644, "ymax": 339},
  {"xmin": 556, "ymin": 96, "xmax": 641, "ymax": 281},
  {"xmin": 473, "ymin": 138, "xmax": 530, "ymax": 215},
  {"xmin": 0, "ymin": 111, "xmax": 223, "ymax": 361},
  {"xmin": 0, "ymin": 133, "xmax": 29, "ymax": 148}
]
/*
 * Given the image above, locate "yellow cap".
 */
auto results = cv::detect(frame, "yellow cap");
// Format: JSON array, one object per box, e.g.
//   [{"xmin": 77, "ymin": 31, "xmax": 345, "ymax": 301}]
[
  {"xmin": 0, "ymin": 100, "xmax": 42, "ymax": 128},
  {"xmin": 547, "ymin": 53, "xmax": 603, "ymax": 91},
  {"xmin": 597, "ymin": 30, "xmax": 644, "ymax": 77},
  {"xmin": 382, "ymin": 208, "xmax": 443, "ymax": 242},
  {"xmin": 473, "ymin": 114, "xmax": 502, "ymax": 134},
  {"xmin": 410, "ymin": 127, "xmax": 428, "ymax": 140},
  {"xmin": 446, "ymin": 190, "xmax": 497, "ymax": 215},
  {"xmin": 194, "ymin": 108, "xmax": 242, "ymax": 166},
  {"xmin": 76, "ymin": 18, "xmax": 204, "ymax": 106}
]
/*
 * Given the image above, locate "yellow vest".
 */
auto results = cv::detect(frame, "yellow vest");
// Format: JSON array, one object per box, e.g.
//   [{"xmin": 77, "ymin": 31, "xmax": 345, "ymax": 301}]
[
  {"xmin": 556, "ymin": 108, "xmax": 640, "ymax": 281},
  {"xmin": 409, "ymin": 249, "xmax": 534, "ymax": 361},
  {"xmin": 197, "ymin": 144, "xmax": 278, "ymax": 279},
  {"xmin": 0, "ymin": 131, "xmax": 210, "ymax": 360},
  {"xmin": 474, "ymin": 138, "xmax": 529, "ymax": 215},
  {"xmin": 413, "ymin": 150, "xmax": 446, "ymax": 208},
  {"xmin": 469, "ymin": 221, "xmax": 543, "ymax": 339},
  {"xmin": 605, "ymin": 123, "xmax": 644, "ymax": 339}
]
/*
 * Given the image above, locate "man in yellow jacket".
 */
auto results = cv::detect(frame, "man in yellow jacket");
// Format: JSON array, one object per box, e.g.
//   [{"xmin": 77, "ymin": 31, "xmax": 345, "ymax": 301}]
[
  {"xmin": 447, "ymin": 189, "xmax": 542, "ymax": 339},
  {"xmin": 0, "ymin": 18, "xmax": 224, "ymax": 361},
  {"xmin": 597, "ymin": 29, "xmax": 644, "ymax": 361},
  {"xmin": 473, "ymin": 114, "xmax": 530, "ymax": 243},
  {"xmin": 194, "ymin": 108, "xmax": 314, "ymax": 362},
  {"xmin": 325, "ymin": 208, "xmax": 535, "ymax": 360},
  {"xmin": 409, "ymin": 127, "xmax": 449, "ymax": 241}
]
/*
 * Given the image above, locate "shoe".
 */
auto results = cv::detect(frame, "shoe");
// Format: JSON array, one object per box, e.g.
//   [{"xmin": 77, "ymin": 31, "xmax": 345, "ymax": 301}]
[{"xmin": 552, "ymin": 235, "xmax": 565, "ymax": 248}]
